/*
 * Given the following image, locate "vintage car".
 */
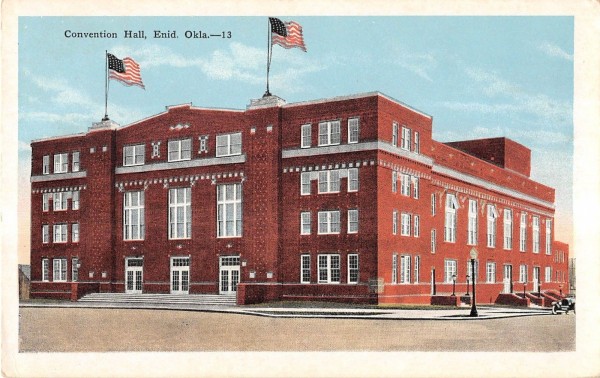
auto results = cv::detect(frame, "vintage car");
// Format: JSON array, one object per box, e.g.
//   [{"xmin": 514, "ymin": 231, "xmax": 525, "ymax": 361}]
[{"xmin": 551, "ymin": 297, "xmax": 575, "ymax": 315}]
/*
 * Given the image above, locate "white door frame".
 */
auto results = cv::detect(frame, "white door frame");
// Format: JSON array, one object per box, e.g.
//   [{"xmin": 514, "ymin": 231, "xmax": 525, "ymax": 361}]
[
  {"xmin": 125, "ymin": 257, "xmax": 143, "ymax": 294},
  {"xmin": 219, "ymin": 256, "xmax": 240, "ymax": 295},
  {"xmin": 533, "ymin": 266, "xmax": 540, "ymax": 293},
  {"xmin": 503, "ymin": 264, "xmax": 512, "ymax": 294},
  {"xmin": 170, "ymin": 256, "xmax": 190, "ymax": 294}
]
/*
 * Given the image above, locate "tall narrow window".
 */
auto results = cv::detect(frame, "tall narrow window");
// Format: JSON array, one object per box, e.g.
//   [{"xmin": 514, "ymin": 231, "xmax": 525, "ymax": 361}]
[
  {"xmin": 53, "ymin": 224, "xmax": 68, "ymax": 243},
  {"xmin": 170, "ymin": 187, "xmax": 192, "ymax": 239},
  {"xmin": 519, "ymin": 264, "xmax": 528, "ymax": 283},
  {"xmin": 392, "ymin": 254, "xmax": 398, "ymax": 284},
  {"xmin": 53, "ymin": 258, "xmax": 67, "ymax": 282},
  {"xmin": 401, "ymin": 174, "xmax": 410, "ymax": 196},
  {"xmin": 72, "ymin": 257, "xmax": 79, "ymax": 282},
  {"xmin": 300, "ymin": 172, "xmax": 311, "ymax": 195},
  {"xmin": 468, "ymin": 199, "xmax": 478, "ymax": 245},
  {"xmin": 318, "ymin": 254, "xmax": 340, "ymax": 283},
  {"xmin": 72, "ymin": 190, "xmax": 80, "ymax": 210},
  {"xmin": 53, "ymin": 192, "xmax": 68, "ymax": 211},
  {"xmin": 318, "ymin": 170, "xmax": 340, "ymax": 193},
  {"xmin": 444, "ymin": 259, "xmax": 457, "ymax": 283},
  {"xmin": 545, "ymin": 266, "xmax": 551, "ymax": 283},
  {"xmin": 401, "ymin": 126, "xmax": 411, "ymax": 150},
  {"xmin": 519, "ymin": 213, "xmax": 527, "ymax": 252},
  {"xmin": 123, "ymin": 144, "xmax": 145, "ymax": 166},
  {"xmin": 301, "ymin": 255, "xmax": 311, "ymax": 283},
  {"xmin": 414, "ymin": 131, "xmax": 420, "ymax": 154},
  {"xmin": 124, "ymin": 191, "xmax": 145, "ymax": 240},
  {"xmin": 54, "ymin": 153, "xmax": 68, "ymax": 173},
  {"xmin": 401, "ymin": 213, "xmax": 411, "ymax": 236},
  {"xmin": 392, "ymin": 122, "xmax": 399, "ymax": 147},
  {"xmin": 42, "ymin": 193, "xmax": 50, "ymax": 212},
  {"xmin": 431, "ymin": 193, "xmax": 436, "ymax": 216},
  {"xmin": 72, "ymin": 151, "xmax": 80, "ymax": 172},
  {"xmin": 444, "ymin": 194, "xmax": 458, "ymax": 243},
  {"xmin": 42, "ymin": 258, "xmax": 49, "ymax": 281},
  {"xmin": 318, "ymin": 211, "xmax": 341, "ymax": 234},
  {"xmin": 169, "ymin": 139, "xmax": 192, "ymax": 161},
  {"xmin": 318, "ymin": 120, "xmax": 341, "ymax": 146},
  {"xmin": 414, "ymin": 215, "xmax": 420, "ymax": 237},
  {"xmin": 412, "ymin": 176, "xmax": 419, "ymax": 199},
  {"xmin": 392, "ymin": 210, "xmax": 398, "ymax": 235},
  {"xmin": 72, "ymin": 223, "xmax": 79, "ymax": 243},
  {"xmin": 392, "ymin": 171, "xmax": 397, "ymax": 193},
  {"xmin": 414, "ymin": 256, "xmax": 420, "ymax": 284},
  {"xmin": 545, "ymin": 219, "xmax": 552, "ymax": 255},
  {"xmin": 301, "ymin": 124, "xmax": 312, "ymax": 148},
  {"xmin": 348, "ymin": 254, "xmax": 359, "ymax": 284},
  {"xmin": 300, "ymin": 211, "xmax": 311, "ymax": 235},
  {"xmin": 216, "ymin": 133, "xmax": 242, "ymax": 157},
  {"xmin": 42, "ymin": 225, "xmax": 49, "ymax": 244},
  {"xmin": 217, "ymin": 184, "xmax": 242, "ymax": 238},
  {"xmin": 486, "ymin": 262, "xmax": 496, "ymax": 283},
  {"xmin": 348, "ymin": 209, "xmax": 359, "ymax": 234},
  {"xmin": 503, "ymin": 209, "xmax": 513, "ymax": 250},
  {"xmin": 348, "ymin": 168, "xmax": 359, "ymax": 192},
  {"xmin": 400, "ymin": 255, "xmax": 411, "ymax": 284},
  {"xmin": 532, "ymin": 216, "xmax": 540, "ymax": 253},
  {"xmin": 348, "ymin": 118, "xmax": 359, "ymax": 144},
  {"xmin": 467, "ymin": 260, "xmax": 479, "ymax": 282},
  {"xmin": 43, "ymin": 155, "xmax": 50, "ymax": 175},
  {"xmin": 487, "ymin": 204, "xmax": 497, "ymax": 247},
  {"xmin": 431, "ymin": 229, "xmax": 437, "ymax": 253}
]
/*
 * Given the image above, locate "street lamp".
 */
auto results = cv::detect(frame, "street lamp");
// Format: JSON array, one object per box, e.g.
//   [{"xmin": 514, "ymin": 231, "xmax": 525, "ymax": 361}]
[
  {"xmin": 469, "ymin": 248, "xmax": 478, "ymax": 317},
  {"xmin": 466, "ymin": 275, "xmax": 470, "ymax": 296},
  {"xmin": 538, "ymin": 282, "xmax": 542, "ymax": 297},
  {"xmin": 451, "ymin": 274, "xmax": 456, "ymax": 296},
  {"xmin": 559, "ymin": 284, "xmax": 563, "ymax": 297}
]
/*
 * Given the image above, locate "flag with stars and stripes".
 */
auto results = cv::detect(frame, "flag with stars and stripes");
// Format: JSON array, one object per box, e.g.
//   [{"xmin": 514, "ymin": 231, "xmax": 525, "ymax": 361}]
[
  {"xmin": 107, "ymin": 53, "xmax": 145, "ymax": 89},
  {"xmin": 269, "ymin": 17, "xmax": 307, "ymax": 52}
]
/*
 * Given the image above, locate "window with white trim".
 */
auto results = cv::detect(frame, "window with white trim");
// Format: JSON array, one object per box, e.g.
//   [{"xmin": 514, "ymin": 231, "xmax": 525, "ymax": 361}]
[
  {"xmin": 401, "ymin": 213, "xmax": 411, "ymax": 236},
  {"xmin": 318, "ymin": 210, "xmax": 341, "ymax": 234},
  {"xmin": 72, "ymin": 223, "xmax": 79, "ymax": 243},
  {"xmin": 392, "ymin": 122, "xmax": 398, "ymax": 147},
  {"xmin": 431, "ymin": 229, "xmax": 437, "ymax": 253},
  {"xmin": 486, "ymin": 262, "xmax": 496, "ymax": 283},
  {"xmin": 348, "ymin": 118, "xmax": 359, "ymax": 144},
  {"xmin": 42, "ymin": 258, "xmax": 49, "ymax": 281},
  {"xmin": 301, "ymin": 255, "xmax": 310, "ymax": 283},
  {"xmin": 301, "ymin": 124, "xmax": 311, "ymax": 148},
  {"xmin": 392, "ymin": 210, "xmax": 398, "ymax": 235},
  {"xmin": 168, "ymin": 139, "xmax": 192, "ymax": 161},
  {"xmin": 72, "ymin": 151, "xmax": 80, "ymax": 172},
  {"xmin": 392, "ymin": 254, "xmax": 398, "ymax": 284},
  {"xmin": 72, "ymin": 257, "xmax": 79, "ymax": 282},
  {"xmin": 318, "ymin": 254, "xmax": 340, "ymax": 283},
  {"xmin": 467, "ymin": 260, "xmax": 479, "ymax": 282},
  {"xmin": 53, "ymin": 192, "xmax": 68, "ymax": 211},
  {"xmin": 300, "ymin": 172, "xmax": 311, "ymax": 195},
  {"xmin": 124, "ymin": 191, "xmax": 145, "ymax": 240},
  {"xmin": 532, "ymin": 216, "xmax": 540, "ymax": 253},
  {"xmin": 318, "ymin": 170, "xmax": 340, "ymax": 193},
  {"xmin": 72, "ymin": 190, "xmax": 79, "ymax": 210},
  {"xmin": 169, "ymin": 187, "xmax": 192, "ymax": 239},
  {"xmin": 348, "ymin": 254, "xmax": 359, "ymax": 284},
  {"xmin": 217, "ymin": 184, "xmax": 242, "ymax": 238},
  {"xmin": 444, "ymin": 194, "xmax": 458, "ymax": 243},
  {"xmin": 545, "ymin": 219, "xmax": 552, "ymax": 255},
  {"xmin": 216, "ymin": 133, "xmax": 242, "ymax": 157},
  {"xmin": 414, "ymin": 215, "xmax": 420, "ymax": 237},
  {"xmin": 300, "ymin": 211, "xmax": 311, "ymax": 235},
  {"xmin": 519, "ymin": 264, "xmax": 528, "ymax": 283},
  {"xmin": 468, "ymin": 199, "xmax": 478, "ymax": 245},
  {"xmin": 42, "ymin": 225, "xmax": 49, "ymax": 244},
  {"xmin": 43, "ymin": 155, "xmax": 50, "ymax": 175},
  {"xmin": 400, "ymin": 174, "xmax": 410, "ymax": 196},
  {"xmin": 401, "ymin": 126, "xmax": 411, "ymax": 150},
  {"xmin": 412, "ymin": 176, "xmax": 419, "ymax": 199},
  {"xmin": 53, "ymin": 258, "xmax": 67, "ymax": 282},
  {"xmin": 444, "ymin": 259, "xmax": 457, "ymax": 283},
  {"xmin": 348, "ymin": 168, "xmax": 359, "ymax": 192},
  {"xmin": 545, "ymin": 266, "xmax": 551, "ymax": 283},
  {"xmin": 348, "ymin": 209, "xmax": 359, "ymax": 234},
  {"xmin": 54, "ymin": 153, "xmax": 68, "ymax": 173},
  {"xmin": 431, "ymin": 193, "xmax": 436, "ymax": 216},
  {"xmin": 42, "ymin": 193, "xmax": 50, "ymax": 212},
  {"xmin": 414, "ymin": 131, "xmax": 420, "ymax": 154},
  {"xmin": 519, "ymin": 213, "xmax": 527, "ymax": 252},
  {"xmin": 53, "ymin": 224, "xmax": 67, "ymax": 243},
  {"xmin": 123, "ymin": 144, "xmax": 145, "ymax": 166},
  {"xmin": 318, "ymin": 120, "xmax": 341, "ymax": 146},
  {"xmin": 392, "ymin": 171, "xmax": 397, "ymax": 193},
  {"xmin": 503, "ymin": 209, "xmax": 513, "ymax": 250},
  {"xmin": 400, "ymin": 255, "xmax": 411, "ymax": 283},
  {"xmin": 487, "ymin": 204, "xmax": 497, "ymax": 248},
  {"xmin": 414, "ymin": 256, "xmax": 420, "ymax": 283}
]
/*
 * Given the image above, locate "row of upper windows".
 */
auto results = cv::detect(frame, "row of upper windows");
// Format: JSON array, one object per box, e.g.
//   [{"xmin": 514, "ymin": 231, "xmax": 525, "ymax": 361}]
[
  {"xmin": 42, "ymin": 191, "xmax": 79, "ymax": 212},
  {"xmin": 41, "ymin": 223, "xmax": 79, "ymax": 244},
  {"xmin": 392, "ymin": 123, "xmax": 420, "ymax": 153},
  {"xmin": 300, "ymin": 209, "xmax": 359, "ymax": 235},
  {"xmin": 392, "ymin": 171, "xmax": 419, "ymax": 198},
  {"xmin": 123, "ymin": 132, "xmax": 242, "ymax": 167},
  {"xmin": 392, "ymin": 210, "xmax": 420, "ymax": 237},
  {"xmin": 300, "ymin": 168, "xmax": 359, "ymax": 195},
  {"xmin": 300, "ymin": 118, "xmax": 359, "ymax": 148},
  {"xmin": 42, "ymin": 152, "xmax": 80, "ymax": 175}
]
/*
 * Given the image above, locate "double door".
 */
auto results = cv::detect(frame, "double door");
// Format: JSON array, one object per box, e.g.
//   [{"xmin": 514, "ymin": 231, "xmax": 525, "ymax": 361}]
[
  {"xmin": 171, "ymin": 257, "xmax": 190, "ymax": 294},
  {"xmin": 503, "ymin": 265, "xmax": 513, "ymax": 293},
  {"xmin": 125, "ymin": 258, "xmax": 143, "ymax": 294},
  {"xmin": 219, "ymin": 256, "xmax": 240, "ymax": 295}
]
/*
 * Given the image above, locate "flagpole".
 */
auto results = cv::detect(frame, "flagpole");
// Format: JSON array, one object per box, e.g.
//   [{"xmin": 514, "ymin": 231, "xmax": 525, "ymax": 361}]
[
  {"xmin": 264, "ymin": 18, "xmax": 272, "ymax": 97},
  {"xmin": 103, "ymin": 50, "xmax": 109, "ymax": 121}
]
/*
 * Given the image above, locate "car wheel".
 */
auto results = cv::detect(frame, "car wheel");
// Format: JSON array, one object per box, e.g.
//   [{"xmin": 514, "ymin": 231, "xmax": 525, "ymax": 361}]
[{"xmin": 552, "ymin": 307, "xmax": 557, "ymax": 315}]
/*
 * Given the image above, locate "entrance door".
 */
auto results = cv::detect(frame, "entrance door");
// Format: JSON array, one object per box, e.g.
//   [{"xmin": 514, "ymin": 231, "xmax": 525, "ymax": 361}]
[
  {"xmin": 533, "ymin": 266, "xmax": 540, "ymax": 293},
  {"xmin": 171, "ymin": 257, "xmax": 190, "ymax": 294},
  {"xmin": 125, "ymin": 258, "xmax": 143, "ymax": 294},
  {"xmin": 503, "ymin": 264, "xmax": 512, "ymax": 294},
  {"xmin": 219, "ymin": 256, "xmax": 240, "ymax": 295}
]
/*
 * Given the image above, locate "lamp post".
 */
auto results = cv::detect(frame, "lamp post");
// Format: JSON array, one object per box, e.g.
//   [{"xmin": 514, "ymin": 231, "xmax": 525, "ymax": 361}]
[
  {"xmin": 523, "ymin": 283, "xmax": 527, "ymax": 298},
  {"xmin": 451, "ymin": 274, "xmax": 456, "ymax": 296},
  {"xmin": 466, "ymin": 275, "xmax": 470, "ymax": 296},
  {"xmin": 538, "ymin": 282, "xmax": 542, "ymax": 297},
  {"xmin": 469, "ymin": 248, "xmax": 478, "ymax": 317},
  {"xmin": 559, "ymin": 284, "xmax": 563, "ymax": 297}
]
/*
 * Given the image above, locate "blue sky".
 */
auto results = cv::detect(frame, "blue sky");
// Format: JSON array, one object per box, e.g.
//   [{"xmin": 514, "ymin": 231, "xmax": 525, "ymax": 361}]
[{"xmin": 17, "ymin": 16, "xmax": 574, "ymax": 262}]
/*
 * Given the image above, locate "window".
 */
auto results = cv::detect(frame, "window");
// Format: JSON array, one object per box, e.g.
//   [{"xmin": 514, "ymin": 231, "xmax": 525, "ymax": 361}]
[
  {"xmin": 486, "ymin": 262, "xmax": 496, "ymax": 283},
  {"xmin": 444, "ymin": 259, "xmax": 457, "ymax": 283},
  {"xmin": 400, "ymin": 174, "xmax": 410, "ymax": 196},
  {"xmin": 300, "ymin": 211, "xmax": 311, "ymax": 235},
  {"xmin": 42, "ymin": 258, "xmax": 49, "ymax": 282},
  {"xmin": 53, "ymin": 258, "xmax": 67, "ymax": 282},
  {"xmin": 444, "ymin": 194, "xmax": 458, "ymax": 243},
  {"xmin": 532, "ymin": 216, "xmax": 540, "ymax": 253},
  {"xmin": 412, "ymin": 176, "xmax": 419, "ymax": 199},
  {"xmin": 43, "ymin": 155, "xmax": 50, "ymax": 175},
  {"xmin": 487, "ymin": 204, "xmax": 497, "ymax": 247},
  {"xmin": 519, "ymin": 213, "xmax": 527, "ymax": 252},
  {"xmin": 217, "ymin": 184, "xmax": 242, "ymax": 237},
  {"xmin": 392, "ymin": 254, "xmax": 398, "ymax": 284},
  {"xmin": 318, "ymin": 254, "xmax": 340, "ymax": 283},
  {"xmin": 414, "ymin": 131, "xmax": 420, "ymax": 154},
  {"xmin": 519, "ymin": 264, "xmax": 528, "ymax": 283},
  {"xmin": 348, "ymin": 254, "xmax": 359, "ymax": 284},
  {"xmin": 318, "ymin": 211, "xmax": 341, "ymax": 234},
  {"xmin": 53, "ymin": 224, "xmax": 67, "ymax": 243},
  {"xmin": 42, "ymin": 225, "xmax": 49, "ymax": 244},
  {"xmin": 53, "ymin": 192, "xmax": 68, "ymax": 211},
  {"xmin": 70, "ymin": 190, "xmax": 80, "ymax": 210},
  {"xmin": 168, "ymin": 139, "xmax": 192, "ymax": 161},
  {"xmin": 318, "ymin": 120, "xmax": 341, "ymax": 146},
  {"xmin": 431, "ymin": 229, "xmax": 437, "ymax": 253},
  {"xmin": 400, "ymin": 255, "xmax": 411, "ymax": 283},
  {"xmin": 467, "ymin": 260, "xmax": 479, "ymax": 282},
  {"xmin": 392, "ymin": 210, "xmax": 398, "ymax": 235},
  {"xmin": 318, "ymin": 170, "xmax": 340, "ymax": 193},
  {"xmin": 392, "ymin": 122, "xmax": 399, "ymax": 147},
  {"xmin": 72, "ymin": 152, "xmax": 80, "ymax": 172},
  {"xmin": 301, "ymin": 124, "xmax": 311, "ymax": 148},
  {"xmin": 124, "ymin": 191, "xmax": 145, "ymax": 240},
  {"xmin": 72, "ymin": 223, "xmax": 79, "ymax": 243},
  {"xmin": 72, "ymin": 257, "xmax": 79, "ymax": 282},
  {"xmin": 392, "ymin": 171, "xmax": 397, "ymax": 193},
  {"xmin": 414, "ymin": 256, "xmax": 420, "ymax": 284},
  {"xmin": 169, "ymin": 187, "xmax": 192, "ymax": 239},
  {"xmin": 42, "ymin": 193, "xmax": 50, "ymax": 212},
  {"xmin": 503, "ymin": 209, "xmax": 513, "ymax": 250},
  {"xmin": 348, "ymin": 118, "xmax": 359, "ymax": 144},
  {"xmin": 123, "ymin": 144, "xmax": 145, "ymax": 166},
  {"xmin": 468, "ymin": 199, "xmax": 478, "ymax": 245},
  {"xmin": 348, "ymin": 209, "xmax": 359, "ymax": 234},
  {"xmin": 414, "ymin": 215, "xmax": 420, "ymax": 237},
  {"xmin": 401, "ymin": 126, "xmax": 411, "ymax": 150},
  {"xmin": 545, "ymin": 266, "xmax": 551, "ymax": 283},
  {"xmin": 348, "ymin": 168, "xmax": 359, "ymax": 192},
  {"xmin": 300, "ymin": 172, "xmax": 311, "ymax": 195},
  {"xmin": 431, "ymin": 194, "xmax": 436, "ymax": 216},
  {"xmin": 401, "ymin": 213, "xmax": 411, "ymax": 236},
  {"xmin": 545, "ymin": 219, "xmax": 552, "ymax": 255},
  {"xmin": 301, "ymin": 255, "xmax": 311, "ymax": 283},
  {"xmin": 54, "ymin": 153, "xmax": 68, "ymax": 173}
]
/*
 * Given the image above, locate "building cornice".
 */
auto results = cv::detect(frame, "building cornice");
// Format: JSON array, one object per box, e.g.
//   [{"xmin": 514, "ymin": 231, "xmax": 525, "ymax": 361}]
[
  {"xmin": 115, "ymin": 154, "xmax": 246, "ymax": 175},
  {"xmin": 31, "ymin": 171, "xmax": 87, "ymax": 183}
]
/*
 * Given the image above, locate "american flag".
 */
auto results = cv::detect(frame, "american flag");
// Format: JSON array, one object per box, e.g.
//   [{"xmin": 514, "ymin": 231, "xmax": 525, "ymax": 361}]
[
  {"xmin": 269, "ymin": 17, "xmax": 307, "ymax": 52},
  {"xmin": 107, "ymin": 53, "xmax": 145, "ymax": 89}
]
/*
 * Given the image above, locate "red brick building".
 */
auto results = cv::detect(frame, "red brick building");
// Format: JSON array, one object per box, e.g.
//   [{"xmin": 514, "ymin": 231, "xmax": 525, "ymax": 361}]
[{"xmin": 29, "ymin": 92, "xmax": 570, "ymax": 304}]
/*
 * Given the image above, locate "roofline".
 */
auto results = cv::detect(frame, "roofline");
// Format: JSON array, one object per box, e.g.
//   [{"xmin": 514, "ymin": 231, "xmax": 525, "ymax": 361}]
[
  {"xmin": 283, "ymin": 91, "xmax": 432, "ymax": 119},
  {"xmin": 31, "ymin": 132, "xmax": 87, "ymax": 144}
]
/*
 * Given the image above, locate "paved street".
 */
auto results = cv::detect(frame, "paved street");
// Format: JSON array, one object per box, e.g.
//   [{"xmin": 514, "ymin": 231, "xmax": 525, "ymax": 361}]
[{"xmin": 19, "ymin": 307, "xmax": 575, "ymax": 352}]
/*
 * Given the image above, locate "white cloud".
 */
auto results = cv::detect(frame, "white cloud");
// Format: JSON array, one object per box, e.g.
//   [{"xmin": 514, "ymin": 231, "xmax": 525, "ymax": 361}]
[
  {"xmin": 25, "ymin": 73, "xmax": 96, "ymax": 109},
  {"xmin": 538, "ymin": 41, "xmax": 573, "ymax": 62},
  {"xmin": 18, "ymin": 140, "xmax": 32, "ymax": 152},
  {"xmin": 393, "ymin": 51, "xmax": 437, "ymax": 82}
]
